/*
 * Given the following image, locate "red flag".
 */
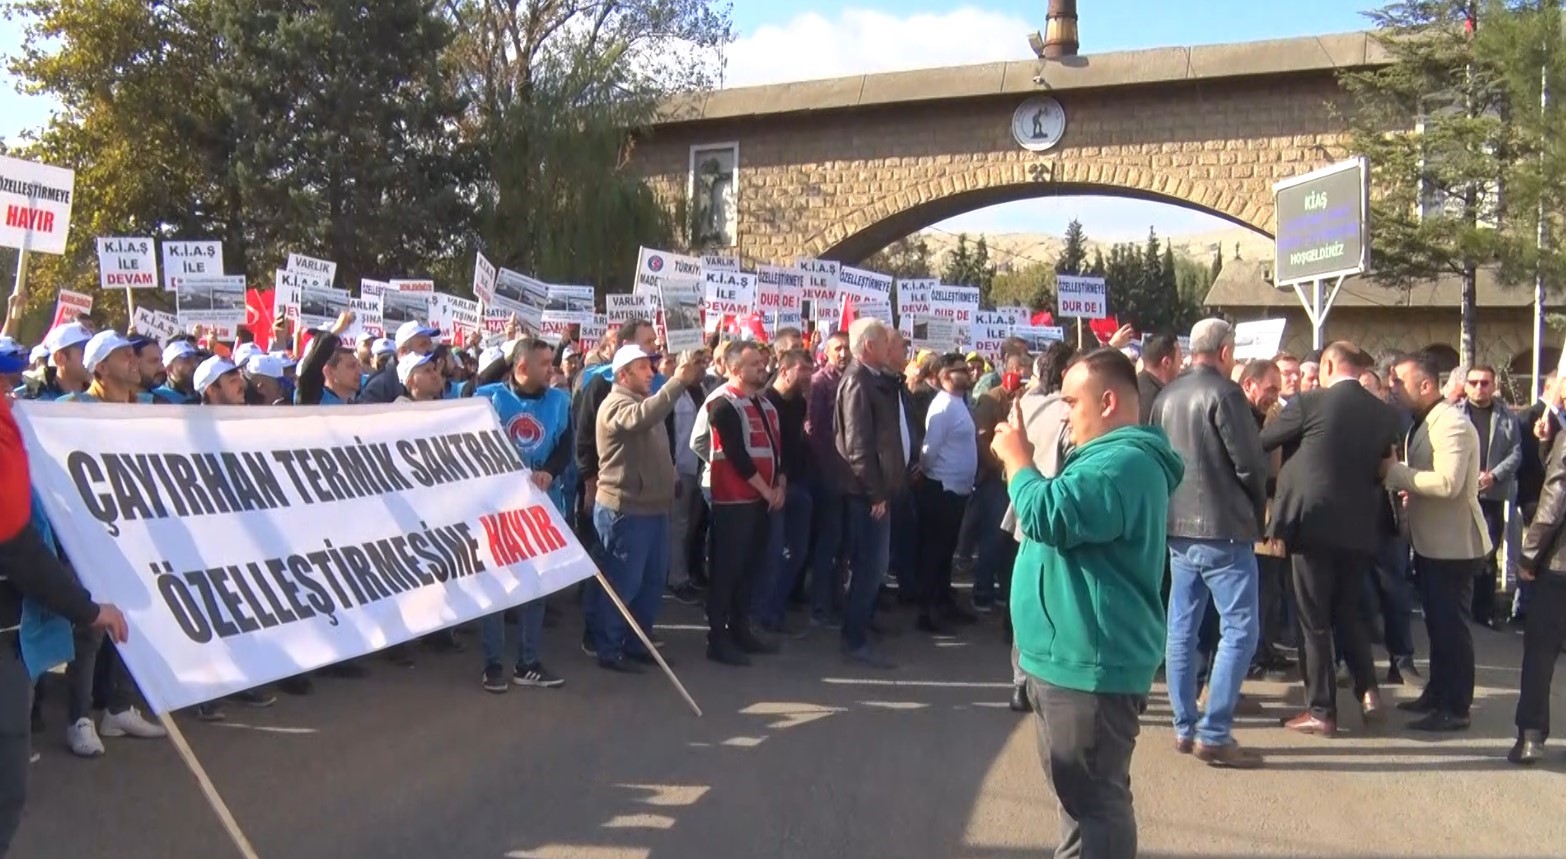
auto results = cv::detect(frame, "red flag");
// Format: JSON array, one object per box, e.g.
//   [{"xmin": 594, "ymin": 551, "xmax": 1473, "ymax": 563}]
[
  {"xmin": 1030, "ymin": 309, "xmax": 1054, "ymax": 327},
  {"xmin": 246, "ymin": 288, "xmax": 275, "ymax": 351},
  {"xmin": 837, "ymin": 294, "xmax": 857, "ymax": 334},
  {"xmin": 1088, "ymin": 316, "xmax": 1122, "ymax": 345}
]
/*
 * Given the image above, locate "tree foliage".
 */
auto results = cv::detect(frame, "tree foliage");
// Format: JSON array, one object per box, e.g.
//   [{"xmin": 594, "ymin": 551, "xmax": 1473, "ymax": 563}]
[
  {"xmin": 990, "ymin": 261, "xmax": 1055, "ymax": 310},
  {"xmin": 940, "ymin": 234, "xmax": 998, "ymax": 304}
]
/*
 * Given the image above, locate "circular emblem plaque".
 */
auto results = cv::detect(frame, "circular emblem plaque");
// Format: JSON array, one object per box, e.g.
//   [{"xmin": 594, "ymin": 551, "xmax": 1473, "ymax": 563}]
[{"xmin": 1011, "ymin": 97, "xmax": 1067, "ymax": 152}]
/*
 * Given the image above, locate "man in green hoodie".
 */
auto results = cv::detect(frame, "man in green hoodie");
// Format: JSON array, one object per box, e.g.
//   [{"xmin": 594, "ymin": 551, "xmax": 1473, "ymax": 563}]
[{"xmin": 992, "ymin": 347, "xmax": 1183, "ymax": 859}]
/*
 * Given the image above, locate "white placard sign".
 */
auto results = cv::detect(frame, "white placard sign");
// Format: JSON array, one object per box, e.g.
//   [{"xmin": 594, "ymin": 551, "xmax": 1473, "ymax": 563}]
[
  {"xmin": 472, "ymin": 252, "xmax": 497, "ymax": 305},
  {"xmin": 660, "ymin": 281, "xmax": 705, "ymax": 353},
  {"xmin": 489, "ymin": 269, "xmax": 547, "ymax": 331},
  {"xmin": 286, "ymin": 253, "xmax": 338, "ymax": 286},
  {"xmin": 176, "ymin": 275, "xmax": 246, "ymax": 338},
  {"xmin": 162, "ymin": 241, "xmax": 224, "ymax": 292},
  {"xmin": 431, "ymin": 293, "xmax": 482, "ymax": 345},
  {"xmin": 298, "ymin": 285, "xmax": 350, "ymax": 332},
  {"xmin": 95, "ymin": 238, "xmax": 159, "ymax": 290},
  {"xmin": 837, "ymin": 265, "xmax": 893, "ymax": 301},
  {"xmin": 14, "ymin": 399, "xmax": 598, "ymax": 714},
  {"xmin": 50, "ymin": 289, "xmax": 93, "ymax": 329},
  {"xmin": 797, "ymin": 258, "xmax": 839, "ymax": 302},
  {"xmin": 1056, "ymin": 274, "xmax": 1108, "ymax": 320},
  {"xmin": 580, "ymin": 315, "xmax": 609, "ymax": 349},
  {"xmin": 702, "ymin": 269, "xmax": 757, "ymax": 317},
  {"xmin": 607, "ymin": 293, "xmax": 655, "ymax": 324},
  {"xmin": 971, "ymin": 310, "xmax": 1016, "ymax": 359},
  {"xmin": 1232, "ymin": 318, "xmax": 1288, "ymax": 362},
  {"xmin": 701, "ymin": 253, "xmax": 740, "ymax": 273},
  {"xmin": 636, "ymin": 246, "xmax": 703, "ymax": 298},
  {"xmin": 0, "ymin": 153, "xmax": 75, "ymax": 255},
  {"xmin": 346, "ymin": 296, "xmax": 382, "ymax": 343},
  {"xmin": 756, "ymin": 265, "xmax": 805, "ymax": 333},
  {"xmin": 1014, "ymin": 325, "xmax": 1066, "ymax": 352},
  {"xmin": 381, "ymin": 280, "xmax": 436, "ymax": 330},
  {"xmin": 911, "ymin": 316, "xmax": 956, "ymax": 350},
  {"xmin": 542, "ymin": 284, "xmax": 596, "ymax": 326},
  {"xmin": 131, "ymin": 307, "xmax": 182, "ymax": 344}
]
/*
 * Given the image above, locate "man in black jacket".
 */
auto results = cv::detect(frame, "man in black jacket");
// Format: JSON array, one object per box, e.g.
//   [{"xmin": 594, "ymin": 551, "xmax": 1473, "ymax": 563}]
[
  {"xmin": 0, "ymin": 397, "xmax": 128, "ymax": 856},
  {"xmin": 357, "ymin": 320, "xmax": 438, "ymax": 404},
  {"xmin": 834, "ymin": 318, "xmax": 905, "ymax": 670},
  {"xmin": 1263, "ymin": 343, "xmax": 1402, "ymax": 737},
  {"xmin": 1513, "ymin": 387, "xmax": 1566, "ymax": 764},
  {"xmin": 1150, "ymin": 318, "xmax": 1267, "ymax": 768},
  {"xmin": 1137, "ymin": 333, "xmax": 1182, "ymax": 425}
]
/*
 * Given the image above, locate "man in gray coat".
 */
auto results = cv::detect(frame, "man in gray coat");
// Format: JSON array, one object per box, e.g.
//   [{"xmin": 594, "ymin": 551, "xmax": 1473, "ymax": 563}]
[{"xmin": 1455, "ymin": 365, "xmax": 1521, "ymax": 628}]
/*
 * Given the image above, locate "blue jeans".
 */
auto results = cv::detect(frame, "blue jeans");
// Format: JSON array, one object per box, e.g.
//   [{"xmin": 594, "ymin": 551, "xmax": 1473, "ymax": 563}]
[
  {"xmin": 753, "ymin": 483, "xmax": 813, "ymax": 628},
  {"xmin": 810, "ymin": 479, "xmax": 847, "ymax": 622},
  {"xmin": 843, "ymin": 496, "xmax": 891, "ymax": 651},
  {"xmin": 1166, "ymin": 538, "xmax": 1259, "ymax": 747},
  {"xmin": 959, "ymin": 476, "xmax": 1009, "ymax": 603},
  {"xmin": 481, "ymin": 600, "xmax": 544, "ymax": 668},
  {"xmin": 592, "ymin": 505, "xmax": 669, "ymax": 663}
]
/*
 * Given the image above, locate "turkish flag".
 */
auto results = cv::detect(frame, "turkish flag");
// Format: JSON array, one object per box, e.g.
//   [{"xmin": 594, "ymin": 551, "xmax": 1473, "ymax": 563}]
[
  {"xmin": 838, "ymin": 294, "xmax": 857, "ymax": 334},
  {"xmin": 732, "ymin": 312, "xmax": 768, "ymax": 343},
  {"xmin": 1088, "ymin": 316, "xmax": 1123, "ymax": 345},
  {"xmin": 1030, "ymin": 309, "xmax": 1054, "ymax": 327},
  {"xmin": 247, "ymin": 289, "xmax": 275, "ymax": 351}
]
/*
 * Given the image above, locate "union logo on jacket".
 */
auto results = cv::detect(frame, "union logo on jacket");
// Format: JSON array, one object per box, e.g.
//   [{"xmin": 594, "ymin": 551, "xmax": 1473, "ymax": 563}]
[
  {"xmin": 475, "ymin": 379, "xmax": 571, "ymax": 509},
  {"xmin": 708, "ymin": 385, "xmax": 781, "ymax": 504}
]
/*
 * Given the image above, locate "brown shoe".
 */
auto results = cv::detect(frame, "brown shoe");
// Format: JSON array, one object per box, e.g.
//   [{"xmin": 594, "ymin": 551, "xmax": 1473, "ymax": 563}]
[
  {"xmin": 1282, "ymin": 711, "xmax": 1337, "ymax": 737},
  {"xmin": 1360, "ymin": 690, "xmax": 1384, "ymax": 724},
  {"xmin": 1174, "ymin": 737, "xmax": 1194, "ymax": 754},
  {"xmin": 1194, "ymin": 741, "xmax": 1265, "ymax": 769}
]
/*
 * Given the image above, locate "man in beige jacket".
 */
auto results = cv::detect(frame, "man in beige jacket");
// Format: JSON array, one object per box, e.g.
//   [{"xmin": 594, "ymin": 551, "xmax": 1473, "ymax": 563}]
[
  {"xmin": 1385, "ymin": 352, "xmax": 1491, "ymax": 733},
  {"xmin": 590, "ymin": 344, "xmax": 701, "ymax": 673}
]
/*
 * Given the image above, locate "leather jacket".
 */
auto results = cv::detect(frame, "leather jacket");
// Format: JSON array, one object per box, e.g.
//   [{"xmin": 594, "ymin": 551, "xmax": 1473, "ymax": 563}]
[
  {"xmin": 834, "ymin": 360, "xmax": 907, "ymax": 503},
  {"xmin": 1150, "ymin": 363, "xmax": 1267, "ymax": 542},
  {"xmin": 1522, "ymin": 420, "xmax": 1566, "ymax": 577}
]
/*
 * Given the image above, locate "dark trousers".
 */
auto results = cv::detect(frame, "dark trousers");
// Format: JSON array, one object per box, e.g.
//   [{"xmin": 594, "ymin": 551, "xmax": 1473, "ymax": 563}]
[
  {"xmin": 1415, "ymin": 554, "xmax": 1478, "ymax": 717},
  {"xmin": 913, "ymin": 481, "xmax": 968, "ymax": 614},
  {"xmin": 0, "ymin": 642, "xmax": 30, "ymax": 858},
  {"xmin": 890, "ymin": 490, "xmax": 918, "ymax": 595},
  {"xmin": 1255, "ymin": 553, "xmax": 1288, "ymax": 662},
  {"xmin": 1370, "ymin": 536, "xmax": 1415, "ymax": 660},
  {"xmin": 1476, "ymin": 500, "xmax": 1506, "ymax": 625},
  {"xmin": 1026, "ymin": 677, "xmax": 1143, "ymax": 859},
  {"xmin": 1515, "ymin": 575, "xmax": 1566, "ymax": 735},
  {"xmin": 1292, "ymin": 549, "xmax": 1377, "ymax": 720},
  {"xmin": 708, "ymin": 500, "xmax": 770, "ymax": 643}
]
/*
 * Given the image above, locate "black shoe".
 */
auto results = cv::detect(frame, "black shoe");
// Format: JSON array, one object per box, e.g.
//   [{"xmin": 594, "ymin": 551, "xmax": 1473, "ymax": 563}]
[
  {"xmin": 1508, "ymin": 731, "xmax": 1547, "ymax": 765},
  {"xmin": 1407, "ymin": 711, "xmax": 1471, "ymax": 733},
  {"xmin": 943, "ymin": 604, "xmax": 979, "ymax": 625},
  {"xmin": 733, "ymin": 627, "xmax": 780, "ymax": 655},
  {"xmin": 758, "ymin": 618, "xmax": 810, "ymax": 640},
  {"xmin": 916, "ymin": 614, "xmax": 947, "ymax": 634},
  {"xmin": 425, "ymin": 629, "xmax": 465, "ymax": 654},
  {"xmin": 1393, "ymin": 656, "xmax": 1424, "ymax": 689},
  {"xmin": 1009, "ymin": 683, "xmax": 1031, "ymax": 713},
  {"xmin": 481, "ymin": 664, "xmax": 509, "ymax": 694},
  {"xmin": 669, "ymin": 583, "xmax": 704, "ymax": 606},
  {"xmin": 278, "ymin": 676, "xmax": 314, "ymax": 696},
  {"xmin": 706, "ymin": 639, "xmax": 752, "ymax": 666},
  {"xmin": 598, "ymin": 657, "xmax": 644, "ymax": 674},
  {"xmin": 1396, "ymin": 695, "xmax": 1437, "ymax": 714},
  {"xmin": 626, "ymin": 651, "xmax": 662, "ymax": 667},
  {"xmin": 580, "ymin": 633, "xmax": 597, "ymax": 658},
  {"xmin": 869, "ymin": 617, "xmax": 902, "ymax": 638}
]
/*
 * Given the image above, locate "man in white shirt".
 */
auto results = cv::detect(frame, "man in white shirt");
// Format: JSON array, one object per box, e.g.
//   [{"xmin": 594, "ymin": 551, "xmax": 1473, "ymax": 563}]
[{"xmin": 915, "ymin": 353, "xmax": 979, "ymax": 633}]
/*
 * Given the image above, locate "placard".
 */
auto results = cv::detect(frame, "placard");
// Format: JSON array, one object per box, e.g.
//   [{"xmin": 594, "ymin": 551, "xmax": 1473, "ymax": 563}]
[
  {"xmin": 1232, "ymin": 318, "xmax": 1288, "ymax": 362},
  {"xmin": 797, "ymin": 258, "xmax": 839, "ymax": 303},
  {"xmin": 95, "ymin": 238, "xmax": 159, "ymax": 290},
  {"xmin": 0, "ymin": 154, "xmax": 75, "ymax": 255},
  {"xmin": 660, "ymin": 281, "xmax": 704, "ymax": 353},
  {"xmin": 1056, "ymin": 274, "xmax": 1108, "ymax": 320},
  {"xmin": 607, "ymin": 293, "xmax": 655, "ymax": 324},
  {"xmin": 911, "ymin": 316, "xmax": 956, "ymax": 351},
  {"xmin": 472, "ymin": 252, "xmax": 497, "ymax": 305},
  {"xmin": 1013, "ymin": 325, "xmax": 1066, "ymax": 352},
  {"xmin": 702, "ymin": 269, "xmax": 757, "ymax": 317},
  {"xmin": 285, "ymin": 253, "xmax": 338, "ymax": 286},
  {"xmin": 162, "ymin": 241, "xmax": 224, "ymax": 292},
  {"xmin": 756, "ymin": 264, "xmax": 805, "ymax": 334},
  {"xmin": 380, "ymin": 281, "xmax": 435, "ymax": 330},
  {"xmin": 176, "ymin": 275, "xmax": 246, "ymax": 338},
  {"xmin": 490, "ymin": 269, "xmax": 547, "ymax": 331},
  {"xmin": 50, "ymin": 288, "xmax": 93, "ymax": 330},
  {"xmin": 346, "ymin": 296, "xmax": 382, "ymax": 343},
  {"xmin": 431, "ymin": 293, "xmax": 481, "ymax": 345},
  {"xmin": 542, "ymin": 284, "xmax": 595, "ymax": 326},
  {"xmin": 636, "ymin": 246, "xmax": 702, "ymax": 298},
  {"xmin": 701, "ymin": 253, "xmax": 741, "ymax": 273},
  {"xmin": 298, "ymin": 284, "xmax": 351, "ymax": 332},
  {"xmin": 131, "ymin": 306, "xmax": 182, "ymax": 344}
]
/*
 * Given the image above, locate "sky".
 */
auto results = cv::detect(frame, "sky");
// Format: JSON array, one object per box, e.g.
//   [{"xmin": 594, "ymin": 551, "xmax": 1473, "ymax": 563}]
[{"xmin": 0, "ymin": 1, "xmax": 1377, "ymax": 245}]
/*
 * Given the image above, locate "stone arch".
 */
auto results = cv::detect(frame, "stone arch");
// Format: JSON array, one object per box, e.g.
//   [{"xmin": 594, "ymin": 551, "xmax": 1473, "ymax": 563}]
[
  {"xmin": 1507, "ymin": 347, "xmax": 1559, "ymax": 377},
  {"xmin": 806, "ymin": 159, "xmax": 1274, "ymax": 263},
  {"xmin": 1422, "ymin": 343, "xmax": 1461, "ymax": 374}
]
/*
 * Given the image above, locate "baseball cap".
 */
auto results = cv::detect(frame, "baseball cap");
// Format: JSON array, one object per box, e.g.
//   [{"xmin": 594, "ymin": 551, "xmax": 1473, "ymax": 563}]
[
  {"xmin": 82, "ymin": 330, "xmax": 134, "ymax": 374},
  {"xmin": 394, "ymin": 320, "xmax": 440, "ymax": 349},
  {"xmin": 561, "ymin": 345, "xmax": 579, "ymax": 360},
  {"xmin": 397, "ymin": 351, "xmax": 437, "ymax": 385},
  {"xmin": 370, "ymin": 337, "xmax": 396, "ymax": 357},
  {"xmin": 245, "ymin": 354, "xmax": 288, "ymax": 379},
  {"xmin": 0, "ymin": 337, "xmax": 24, "ymax": 374},
  {"xmin": 610, "ymin": 344, "xmax": 655, "ymax": 375},
  {"xmin": 163, "ymin": 340, "xmax": 199, "ymax": 367},
  {"xmin": 29, "ymin": 344, "xmax": 48, "ymax": 364},
  {"xmin": 268, "ymin": 350, "xmax": 298, "ymax": 368},
  {"xmin": 126, "ymin": 333, "xmax": 157, "ymax": 353},
  {"xmin": 194, "ymin": 355, "xmax": 238, "ymax": 394},
  {"xmin": 42, "ymin": 322, "xmax": 93, "ymax": 361},
  {"xmin": 478, "ymin": 346, "xmax": 503, "ymax": 372},
  {"xmin": 231, "ymin": 342, "xmax": 263, "ymax": 367}
]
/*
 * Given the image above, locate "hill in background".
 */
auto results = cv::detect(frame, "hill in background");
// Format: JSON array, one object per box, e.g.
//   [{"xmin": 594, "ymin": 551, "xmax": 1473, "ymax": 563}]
[{"xmin": 919, "ymin": 226, "xmax": 1273, "ymax": 271}]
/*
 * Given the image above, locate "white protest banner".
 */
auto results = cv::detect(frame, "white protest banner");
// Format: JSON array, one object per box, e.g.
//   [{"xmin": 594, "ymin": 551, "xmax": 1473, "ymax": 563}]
[
  {"xmin": 636, "ymin": 246, "xmax": 702, "ymax": 298},
  {"xmin": 14, "ymin": 399, "xmax": 598, "ymax": 714},
  {"xmin": 542, "ymin": 284, "xmax": 595, "ymax": 326},
  {"xmin": 132, "ymin": 306, "xmax": 182, "ymax": 344},
  {"xmin": 431, "ymin": 293, "xmax": 481, "ymax": 345},
  {"xmin": 50, "ymin": 288, "xmax": 93, "ymax": 329},
  {"xmin": 911, "ymin": 316, "xmax": 956, "ymax": 350},
  {"xmin": 1232, "ymin": 318, "xmax": 1288, "ymax": 362},
  {"xmin": 346, "ymin": 296, "xmax": 382, "ymax": 342},
  {"xmin": 660, "ymin": 280, "xmax": 704, "ymax": 353},
  {"xmin": 483, "ymin": 307, "xmax": 512, "ymax": 335},
  {"xmin": 360, "ymin": 278, "xmax": 391, "ymax": 298},
  {"xmin": 1014, "ymin": 325, "xmax": 1066, "ymax": 352},
  {"xmin": 285, "ymin": 252, "xmax": 337, "ymax": 286},
  {"xmin": 1056, "ymin": 274, "xmax": 1108, "ymax": 320},
  {"xmin": 607, "ymin": 293, "xmax": 655, "ymax": 324},
  {"xmin": 580, "ymin": 315, "xmax": 609, "ymax": 349},
  {"xmin": 855, "ymin": 298, "xmax": 894, "ymax": 323},
  {"xmin": 95, "ymin": 238, "xmax": 159, "ymax": 290},
  {"xmin": 176, "ymin": 275, "xmax": 246, "ymax": 338},
  {"xmin": 972, "ymin": 310, "xmax": 1016, "ymax": 360},
  {"xmin": 298, "ymin": 284, "xmax": 350, "ymax": 332},
  {"xmin": 381, "ymin": 280, "xmax": 435, "ymax": 330},
  {"xmin": 702, "ymin": 269, "xmax": 757, "ymax": 317},
  {"xmin": 896, "ymin": 278, "xmax": 936, "ymax": 323},
  {"xmin": 997, "ymin": 306, "xmax": 1029, "ymax": 327},
  {"xmin": 490, "ymin": 269, "xmax": 547, "ymax": 330},
  {"xmin": 701, "ymin": 253, "xmax": 740, "ymax": 273},
  {"xmin": 756, "ymin": 264, "xmax": 805, "ymax": 333},
  {"xmin": 797, "ymin": 258, "xmax": 839, "ymax": 302},
  {"xmin": 0, "ymin": 153, "xmax": 74, "ymax": 255},
  {"xmin": 838, "ymin": 265, "xmax": 893, "ymax": 302},
  {"xmin": 930, "ymin": 284, "xmax": 980, "ymax": 347},
  {"xmin": 472, "ymin": 252, "xmax": 497, "ymax": 305},
  {"xmin": 162, "ymin": 241, "xmax": 223, "ymax": 292}
]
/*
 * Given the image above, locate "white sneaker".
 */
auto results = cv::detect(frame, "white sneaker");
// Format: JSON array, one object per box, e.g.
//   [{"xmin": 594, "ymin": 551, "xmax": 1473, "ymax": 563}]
[
  {"xmin": 100, "ymin": 707, "xmax": 167, "ymax": 739},
  {"xmin": 66, "ymin": 717, "xmax": 105, "ymax": 758}
]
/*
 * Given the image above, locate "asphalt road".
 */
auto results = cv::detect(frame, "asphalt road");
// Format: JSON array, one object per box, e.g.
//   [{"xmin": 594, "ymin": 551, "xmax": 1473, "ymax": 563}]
[{"xmin": 12, "ymin": 597, "xmax": 1566, "ymax": 859}]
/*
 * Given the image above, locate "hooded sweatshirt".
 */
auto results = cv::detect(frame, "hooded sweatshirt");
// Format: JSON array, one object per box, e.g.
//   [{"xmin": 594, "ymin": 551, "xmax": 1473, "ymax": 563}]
[{"xmin": 1008, "ymin": 424, "xmax": 1185, "ymax": 696}]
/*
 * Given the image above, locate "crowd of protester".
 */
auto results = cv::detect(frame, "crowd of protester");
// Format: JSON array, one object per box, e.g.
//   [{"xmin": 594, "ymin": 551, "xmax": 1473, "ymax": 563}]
[{"xmin": 2, "ymin": 303, "xmax": 1565, "ymax": 859}]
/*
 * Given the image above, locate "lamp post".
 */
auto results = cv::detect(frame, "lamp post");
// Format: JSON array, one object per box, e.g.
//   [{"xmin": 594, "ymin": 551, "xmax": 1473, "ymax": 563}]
[{"xmin": 1030, "ymin": 0, "xmax": 1079, "ymax": 60}]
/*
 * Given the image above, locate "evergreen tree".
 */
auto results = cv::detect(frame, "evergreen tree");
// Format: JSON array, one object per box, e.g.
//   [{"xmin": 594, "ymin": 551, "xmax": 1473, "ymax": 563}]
[
  {"xmin": 941, "ymin": 233, "xmax": 998, "ymax": 304},
  {"xmin": 991, "ymin": 260, "xmax": 1056, "ymax": 310},
  {"xmin": 1090, "ymin": 248, "xmax": 1107, "ymax": 277},
  {"xmin": 1057, "ymin": 219, "xmax": 1089, "ymax": 275},
  {"xmin": 1210, "ymin": 249, "xmax": 1225, "ymax": 282}
]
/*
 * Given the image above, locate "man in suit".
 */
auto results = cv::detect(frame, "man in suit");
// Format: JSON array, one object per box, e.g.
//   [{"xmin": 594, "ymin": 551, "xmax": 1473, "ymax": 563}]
[
  {"xmin": 1456, "ymin": 365, "xmax": 1522, "ymax": 628},
  {"xmin": 1512, "ymin": 376, "xmax": 1566, "ymax": 764},
  {"xmin": 1262, "ymin": 343, "xmax": 1402, "ymax": 736},
  {"xmin": 1136, "ymin": 333, "xmax": 1182, "ymax": 425},
  {"xmin": 1385, "ymin": 351, "xmax": 1492, "ymax": 732}
]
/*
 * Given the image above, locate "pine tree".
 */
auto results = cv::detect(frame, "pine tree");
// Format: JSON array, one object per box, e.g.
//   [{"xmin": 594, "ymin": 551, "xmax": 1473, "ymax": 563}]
[
  {"xmin": 1210, "ymin": 249, "xmax": 1225, "ymax": 282},
  {"xmin": 1057, "ymin": 219, "xmax": 1089, "ymax": 275},
  {"xmin": 1090, "ymin": 248, "xmax": 1107, "ymax": 277}
]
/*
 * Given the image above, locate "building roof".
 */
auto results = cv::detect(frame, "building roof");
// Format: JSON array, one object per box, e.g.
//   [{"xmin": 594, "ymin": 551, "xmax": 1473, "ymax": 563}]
[
  {"xmin": 1203, "ymin": 258, "xmax": 1537, "ymax": 310},
  {"xmin": 656, "ymin": 31, "xmax": 1389, "ymax": 126}
]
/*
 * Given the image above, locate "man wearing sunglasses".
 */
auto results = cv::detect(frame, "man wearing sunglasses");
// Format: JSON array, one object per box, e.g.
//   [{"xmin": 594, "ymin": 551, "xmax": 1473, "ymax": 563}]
[{"xmin": 1457, "ymin": 366, "xmax": 1522, "ymax": 629}]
